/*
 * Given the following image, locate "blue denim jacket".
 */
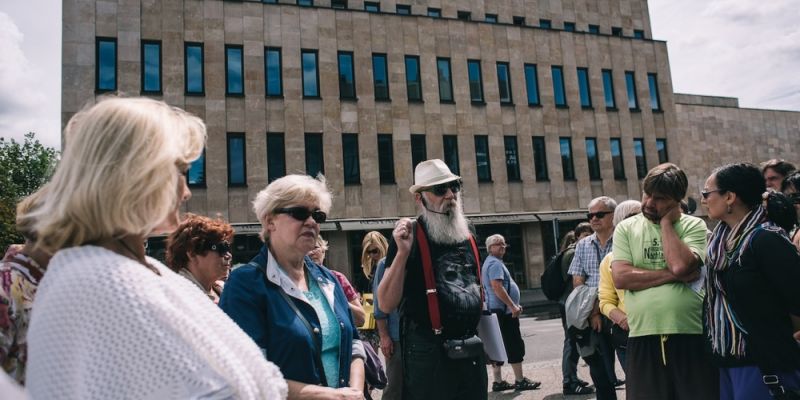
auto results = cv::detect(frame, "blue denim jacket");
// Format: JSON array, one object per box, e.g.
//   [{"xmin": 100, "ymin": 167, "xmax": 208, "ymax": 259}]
[
  {"xmin": 372, "ymin": 258, "xmax": 400, "ymax": 342},
  {"xmin": 219, "ymin": 245, "xmax": 364, "ymax": 388}
]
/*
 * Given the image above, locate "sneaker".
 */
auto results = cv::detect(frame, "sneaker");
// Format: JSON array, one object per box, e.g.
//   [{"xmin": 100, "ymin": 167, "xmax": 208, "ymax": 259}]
[
  {"xmin": 563, "ymin": 384, "xmax": 595, "ymax": 395},
  {"xmin": 514, "ymin": 377, "xmax": 542, "ymax": 391},
  {"xmin": 491, "ymin": 380, "xmax": 515, "ymax": 392}
]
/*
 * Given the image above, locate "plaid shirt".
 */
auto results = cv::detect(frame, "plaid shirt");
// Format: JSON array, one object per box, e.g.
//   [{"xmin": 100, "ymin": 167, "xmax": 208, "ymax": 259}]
[{"xmin": 567, "ymin": 233, "xmax": 613, "ymax": 288}]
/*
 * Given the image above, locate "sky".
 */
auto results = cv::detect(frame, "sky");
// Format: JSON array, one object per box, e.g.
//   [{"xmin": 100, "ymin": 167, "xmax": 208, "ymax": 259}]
[{"xmin": 0, "ymin": 0, "xmax": 798, "ymax": 151}]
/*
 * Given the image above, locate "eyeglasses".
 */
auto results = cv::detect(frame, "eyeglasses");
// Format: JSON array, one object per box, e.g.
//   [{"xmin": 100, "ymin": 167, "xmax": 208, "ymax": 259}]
[
  {"xmin": 587, "ymin": 211, "xmax": 611, "ymax": 220},
  {"xmin": 367, "ymin": 248, "xmax": 380, "ymax": 255},
  {"xmin": 701, "ymin": 189, "xmax": 725, "ymax": 199},
  {"xmin": 275, "ymin": 207, "xmax": 327, "ymax": 224},
  {"xmin": 424, "ymin": 180, "xmax": 462, "ymax": 197},
  {"xmin": 208, "ymin": 241, "xmax": 231, "ymax": 257}
]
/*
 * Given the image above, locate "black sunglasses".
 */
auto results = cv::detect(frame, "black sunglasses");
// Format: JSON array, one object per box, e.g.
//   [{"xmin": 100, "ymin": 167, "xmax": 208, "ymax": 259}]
[
  {"xmin": 208, "ymin": 241, "xmax": 231, "ymax": 257},
  {"xmin": 701, "ymin": 189, "xmax": 725, "ymax": 199},
  {"xmin": 275, "ymin": 207, "xmax": 327, "ymax": 224},
  {"xmin": 425, "ymin": 180, "xmax": 462, "ymax": 196},
  {"xmin": 587, "ymin": 211, "xmax": 612, "ymax": 220}
]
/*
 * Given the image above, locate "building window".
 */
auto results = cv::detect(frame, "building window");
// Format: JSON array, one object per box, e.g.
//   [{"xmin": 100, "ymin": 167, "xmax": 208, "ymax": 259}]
[
  {"xmin": 342, "ymin": 134, "xmax": 360, "ymax": 185},
  {"xmin": 302, "ymin": 49, "xmax": 320, "ymax": 98},
  {"xmin": 634, "ymin": 29, "xmax": 644, "ymax": 39},
  {"xmin": 656, "ymin": 138, "xmax": 668, "ymax": 163},
  {"xmin": 443, "ymin": 135, "xmax": 460, "ymax": 175},
  {"xmin": 585, "ymin": 138, "xmax": 601, "ymax": 180},
  {"xmin": 338, "ymin": 51, "xmax": 356, "ymax": 100},
  {"xmin": 372, "ymin": 53, "xmax": 390, "ymax": 101},
  {"xmin": 263, "ymin": 0, "xmax": 277, "ymax": 3},
  {"xmin": 331, "ymin": 0, "xmax": 347, "ymax": 9},
  {"xmin": 141, "ymin": 40, "xmax": 162, "ymax": 93},
  {"xmin": 559, "ymin": 137, "xmax": 575, "ymax": 180},
  {"xmin": 513, "ymin": 16, "xmax": 525, "ymax": 26},
  {"xmin": 612, "ymin": 26, "xmax": 623, "ymax": 36},
  {"xmin": 364, "ymin": 1, "xmax": 379, "ymax": 12},
  {"xmin": 485, "ymin": 14, "xmax": 497, "ymax": 23},
  {"xmin": 396, "ymin": 4, "xmax": 410, "ymax": 14},
  {"xmin": 96, "ymin": 37, "xmax": 117, "ymax": 92},
  {"xmin": 411, "ymin": 134, "xmax": 427, "ymax": 169},
  {"xmin": 524, "ymin": 64, "xmax": 540, "ymax": 106},
  {"xmin": 602, "ymin": 69, "xmax": 616, "ymax": 109},
  {"xmin": 405, "ymin": 55, "xmax": 422, "ymax": 101},
  {"xmin": 633, "ymin": 138, "xmax": 647, "ymax": 179},
  {"xmin": 504, "ymin": 136, "xmax": 521, "ymax": 181},
  {"xmin": 185, "ymin": 42, "xmax": 204, "ymax": 95},
  {"xmin": 437, "ymin": 58, "xmax": 454, "ymax": 103},
  {"xmin": 497, "ymin": 62, "xmax": 513, "ymax": 105},
  {"xmin": 297, "ymin": 0, "xmax": 313, "ymax": 6},
  {"xmin": 265, "ymin": 47, "xmax": 282, "ymax": 97},
  {"xmin": 588, "ymin": 24, "xmax": 600, "ymax": 34},
  {"xmin": 532, "ymin": 136, "xmax": 549, "ymax": 181},
  {"xmin": 225, "ymin": 45, "xmax": 244, "ymax": 96},
  {"xmin": 467, "ymin": 60, "xmax": 484, "ymax": 103},
  {"xmin": 625, "ymin": 71, "xmax": 638, "ymax": 110},
  {"xmin": 648, "ymin": 73, "xmax": 661, "ymax": 111},
  {"xmin": 267, "ymin": 133, "xmax": 286, "ymax": 182},
  {"xmin": 610, "ymin": 138, "xmax": 625, "ymax": 179},
  {"xmin": 227, "ymin": 133, "xmax": 247, "ymax": 186},
  {"xmin": 305, "ymin": 133, "xmax": 324, "ymax": 176},
  {"xmin": 564, "ymin": 22, "xmax": 576, "ymax": 32},
  {"xmin": 577, "ymin": 67, "xmax": 592, "ymax": 108},
  {"xmin": 474, "ymin": 135, "xmax": 492, "ymax": 182},
  {"xmin": 457, "ymin": 11, "xmax": 471, "ymax": 21},
  {"xmin": 427, "ymin": 8, "xmax": 441, "ymax": 17},
  {"xmin": 552, "ymin": 66, "xmax": 567, "ymax": 107},
  {"xmin": 539, "ymin": 19, "xmax": 552, "ymax": 29},
  {"xmin": 377, "ymin": 134, "xmax": 395, "ymax": 184},
  {"xmin": 187, "ymin": 149, "xmax": 206, "ymax": 187}
]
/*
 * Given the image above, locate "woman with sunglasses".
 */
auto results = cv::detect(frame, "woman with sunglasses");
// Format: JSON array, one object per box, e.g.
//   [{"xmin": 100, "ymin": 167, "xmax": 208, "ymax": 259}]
[
  {"xmin": 357, "ymin": 232, "xmax": 389, "ymax": 353},
  {"xmin": 702, "ymin": 163, "xmax": 800, "ymax": 399},
  {"xmin": 780, "ymin": 172, "xmax": 800, "ymax": 250},
  {"xmin": 166, "ymin": 213, "xmax": 234, "ymax": 304},
  {"xmin": 220, "ymin": 174, "xmax": 366, "ymax": 400}
]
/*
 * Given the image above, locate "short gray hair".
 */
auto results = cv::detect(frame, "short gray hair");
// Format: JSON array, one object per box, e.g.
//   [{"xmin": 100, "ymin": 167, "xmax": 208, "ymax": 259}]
[
  {"xmin": 588, "ymin": 196, "xmax": 617, "ymax": 212},
  {"xmin": 252, "ymin": 174, "xmax": 332, "ymax": 242},
  {"xmin": 485, "ymin": 234, "xmax": 505, "ymax": 249},
  {"xmin": 613, "ymin": 200, "xmax": 642, "ymax": 226}
]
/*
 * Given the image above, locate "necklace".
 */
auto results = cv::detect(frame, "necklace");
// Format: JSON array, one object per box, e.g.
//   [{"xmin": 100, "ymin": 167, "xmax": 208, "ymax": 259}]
[{"xmin": 117, "ymin": 238, "xmax": 160, "ymax": 275}]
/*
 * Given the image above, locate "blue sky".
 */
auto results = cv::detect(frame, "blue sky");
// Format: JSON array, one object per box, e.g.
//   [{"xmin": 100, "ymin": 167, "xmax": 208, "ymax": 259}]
[{"xmin": 0, "ymin": 0, "xmax": 797, "ymax": 150}]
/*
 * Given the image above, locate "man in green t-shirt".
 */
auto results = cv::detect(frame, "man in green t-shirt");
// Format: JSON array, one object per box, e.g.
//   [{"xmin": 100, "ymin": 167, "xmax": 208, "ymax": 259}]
[{"xmin": 611, "ymin": 163, "xmax": 718, "ymax": 400}]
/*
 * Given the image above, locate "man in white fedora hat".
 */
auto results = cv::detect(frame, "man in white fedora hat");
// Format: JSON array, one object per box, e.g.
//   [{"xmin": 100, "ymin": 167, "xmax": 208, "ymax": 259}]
[{"xmin": 377, "ymin": 159, "xmax": 488, "ymax": 400}]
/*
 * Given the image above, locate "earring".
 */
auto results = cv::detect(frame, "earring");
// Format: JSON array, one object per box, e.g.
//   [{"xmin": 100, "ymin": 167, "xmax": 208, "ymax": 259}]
[{"xmin": 726, "ymin": 204, "xmax": 733, "ymax": 214}]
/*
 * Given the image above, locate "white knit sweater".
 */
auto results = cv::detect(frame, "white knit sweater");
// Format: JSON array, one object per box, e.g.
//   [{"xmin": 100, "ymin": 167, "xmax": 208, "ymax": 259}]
[{"xmin": 26, "ymin": 246, "xmax": 287, "ymax": 400}]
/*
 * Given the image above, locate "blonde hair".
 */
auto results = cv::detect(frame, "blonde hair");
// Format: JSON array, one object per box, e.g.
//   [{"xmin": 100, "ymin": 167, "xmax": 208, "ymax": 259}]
[
  {"xmin": 315, "ymin": 235, "xmax": 329, "ymax": 251},
  {"xmin": 23, "ymin": 97, "xmax": 206, "ymax": 254},
  {"xmin": 252, "ymin": 174, "xmax": 332, "ymax": 242},
  {"xmin": 485, "ymin": 234, "xmax": 504, "ymax": 249},
  {"xmin": 15, "ymin": 186, "xmax": 48, "ymax": 240},
  {"xmin": 613, "ymin": 200, "xmax": 642, "ymax": 226},
  {"xmin": 360, "ymin": 231, "xmax": 388, "ymax": 279}
]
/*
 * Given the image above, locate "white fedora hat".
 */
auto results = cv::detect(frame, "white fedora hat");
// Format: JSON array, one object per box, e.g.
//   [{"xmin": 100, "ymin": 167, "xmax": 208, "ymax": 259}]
[{"xmin": 409, "ymin": 159, "xmax": 461, "ymax": 193}]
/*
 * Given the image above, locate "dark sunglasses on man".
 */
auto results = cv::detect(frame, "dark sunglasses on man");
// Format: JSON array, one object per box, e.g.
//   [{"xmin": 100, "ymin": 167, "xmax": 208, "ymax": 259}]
[
  {"xmin": 587, "ymin": 211, "xmax": 612, "ymax": 220},
  {"xmin": 424, "ymin": 180, "xmax": 462, "ymax": 197},
  {"xmin": 275, "ymin": 207, "xmax": 328, "ymax": 224},
  {"xmin": 208, "ymin": 241, "xmax": 232, "ymax": 257}
]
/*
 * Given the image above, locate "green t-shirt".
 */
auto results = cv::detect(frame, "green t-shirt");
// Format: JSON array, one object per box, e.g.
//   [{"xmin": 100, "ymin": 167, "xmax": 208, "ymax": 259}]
[{"xmin": 612, "ymin": 213, "xmax": 707, "ymax": 337}]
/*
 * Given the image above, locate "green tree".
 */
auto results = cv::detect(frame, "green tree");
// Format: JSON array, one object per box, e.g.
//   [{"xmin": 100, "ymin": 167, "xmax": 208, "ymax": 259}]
[{"xmin": 0, "ymin": 132, "xmax": 59, "ymax": 251}]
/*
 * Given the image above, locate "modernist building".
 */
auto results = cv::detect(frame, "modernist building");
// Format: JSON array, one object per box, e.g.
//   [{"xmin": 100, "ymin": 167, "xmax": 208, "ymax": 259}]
[{"xmin": 62, "ymin": 0, "xmax": 800, "ymax": 287}]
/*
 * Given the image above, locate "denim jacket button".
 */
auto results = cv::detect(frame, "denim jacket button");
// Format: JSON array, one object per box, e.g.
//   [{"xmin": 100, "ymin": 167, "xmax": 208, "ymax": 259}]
[{"xmin": 313, "ymin": 327, "xmax": 320, "ymax": 334}]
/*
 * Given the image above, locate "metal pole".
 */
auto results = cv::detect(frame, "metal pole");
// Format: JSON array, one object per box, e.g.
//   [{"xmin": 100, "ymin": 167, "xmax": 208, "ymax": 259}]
[{"xmin": 552, "ymin": 218, "xmax": 560, "ymax": 254}]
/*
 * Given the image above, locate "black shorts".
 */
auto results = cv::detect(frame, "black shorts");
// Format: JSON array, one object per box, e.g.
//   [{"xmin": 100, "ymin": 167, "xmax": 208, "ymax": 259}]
[{"xmin": 495, "ymin": 311, "xmax": 526, "ymax": 364}]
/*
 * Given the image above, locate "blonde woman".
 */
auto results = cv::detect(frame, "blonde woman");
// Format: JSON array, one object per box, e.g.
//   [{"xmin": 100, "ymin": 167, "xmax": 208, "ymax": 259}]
[
  {"xmin": 357, "ymin": 232, "xmax": 388, "ymax": 353},
  {"xmin": 21, "ymin": 97, "xmax": 286, "ymax": 399}
]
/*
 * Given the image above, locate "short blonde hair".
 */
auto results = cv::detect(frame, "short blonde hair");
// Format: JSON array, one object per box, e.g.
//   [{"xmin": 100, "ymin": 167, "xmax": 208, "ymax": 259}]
[
  {"xmin": 485, "ymin": 234, "xmax": 504, "ymax": 249},
  {"xmin": 252, "ymin": 174, "xmax": 332, "ymax": 242},
  {"xmin": 23, "ymin": 97, "xmax": 206, "ymax": 254},
  {"xmin": 361, "ymin": 231, "xmax": 388, "ymax": 280},
  {"xmin": 315, "ymin": 235, "xmax": 329, "ymax": 251}
]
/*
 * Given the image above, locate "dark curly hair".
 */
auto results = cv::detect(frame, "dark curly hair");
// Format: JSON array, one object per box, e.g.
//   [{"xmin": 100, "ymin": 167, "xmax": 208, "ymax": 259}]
[{"xmin": 165, "ymin": 213, "xmax": 234, "ymax": 272}]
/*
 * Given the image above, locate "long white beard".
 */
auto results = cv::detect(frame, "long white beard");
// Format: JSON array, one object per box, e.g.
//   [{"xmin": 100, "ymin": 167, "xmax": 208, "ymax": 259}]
[{"xmin": 421, "ymin": 197, "xmax": 470, "ymax": 244}]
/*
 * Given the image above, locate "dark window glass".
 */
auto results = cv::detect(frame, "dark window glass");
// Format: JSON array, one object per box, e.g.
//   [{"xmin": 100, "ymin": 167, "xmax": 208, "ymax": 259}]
[
  {"xmin": 265, "ymin": 47, "xmax": 282, "ymax": 97},
  {"xmin": 539, "ymin": 19, "xmax": 552, "ymax": 29},
  {"xmin": 302, "ymin": 50, "xmax": 319, "ymax": 98},
  {"xmin": 427, "ymin": 8, "xmax": 441, "ymax": 17},
  {"xmin": 504, "ymin": 136, "xmax": 521, "ymax": 181},
  {"xmin": 513, "ymin": 16, "xmax": 525, "ymax": 26},
  {"xmin": 625, "ymin": 71, "xmax": 638, "ymax": 110},
  {"xmin": 588, "ymin": 24, "xmax": 600, "ymax": 34},
  {"xmin": 187, "ymin": 149, "xmax": 206, "ymax": 187},
  {"xmin": 602, "ymin": 69, "xmax": 616, "ymax": 109},
  {"xmin": 648, "ymin": 73, "xmax": 661, "ymax": 111},
  {"xmin": 267, "ymin": 133, "xmax": 286, "ymax": 182},
  {"xmin": 331, "ymin": 0, "xmax": 347, "ymax": 9},
  {"xmin": 142, "ymin": 41, "xmax": 161, "ymax": 93},
  {"xmin": 372, "ymin": 54, "xmax": 390, "ymax": 101},
  {"xmin": 443, "ymin": 135, "xmax": 460, "ymax": 175},
  {"xmin": 263, "ymin": 0, "xmax": 277, "ymax": 3},
  {"xmin": 552, "ymin": 66, "xmax": 567, "ymax": 107},
  {"xmin": 633, "ymin": 138, "xmax": 647, "ymax": 178},
  {"xmin": 656, "ymin": 138, "xmax": 668, "ymax": 163},
  {"xmin": 225, "ymin": 45, "xmax": 244, "ymax": 95},
  {"xmin": 405, "ymin": 56, "xmax": 422, "ymax": 101},
  {"xmin": 96, "ymin": 38, "xmax": 117, "ymax": 92},
  {"xmin": 396, "ymin": 4, "xmax": 411, "ymax": 14},
  {"xmin": 634, "ymin": 29, "xmax": 644, "ymax": 39},
  {"xmin": 612, "ymin": 26, "xmax": 623, "ymax": 36},
  {"xmin": 297, "ymin": 0, "xmax": 312, "ymax": 6},
  {"xmin": 467, "ymin": 60, "xmax": 484, "ymax": 103},
  {"xmin": 227, "ymin": 133, "xmax": 247, "ymax": 186},
  {"xmin": 485, "ymin": 14, "xmax": 497, "ymax": 23},
  {"xmin": 532, "ymin": 136, "xmax": 549, "ymax": 181},
  {"xmin": 524, "ymin": 64, "xmax": 540, "ymax": 105},
  {"xmin": 364, "ymin": 2, "xmax": 379, "ymax": 12},
  {"xmin": 559, "ymin": 137, "xmax": 575, "ymax": 180},
  {"xmin": 610, "ymin": 138, "xmax": 625, "ymax": 179},
  {"xmin": 474, "ymin": 135, "xmax": 492, "ymax": 182},
  {"xmin": 185, "ymin": 43, "xmax": 204, "ymax": 95},
  {"xmin": 564, "ymin": 22, "xmax": 576, "ymax": 32},
  {"xmin": 342, "ymin": 134, "xmax": 360, "ymax": 185},
  {"xmin": 437, "ymin": 58, "xmax": 454, "ymax": 102},
  {"xmin": 577, "ymin": 67, "xmax": 591, "ymax": 108},
  {"xmin": 497, "ymin": 62, "xmax": 513, "ymax": 104},
  {"xmin": 585, "ymin": 138, "xmax": 601, "ymax": 180},
  {"xmin": 377, "ymin": 134, "xmax": 395, "ymax": 183},
  {"xmin": 338, "ymin": 51, "xmax": 356, "ymax": 99},
  {"xmin": 457, "ymin": 11, "xmax": 471, "ymax": 21},
  {"xmin": 305, "ymin": 133, "xmax": 324, "ymax": 176},
  {"xmin": 411, "ymin": 134, "xmax": 427, "ymax": 169}
]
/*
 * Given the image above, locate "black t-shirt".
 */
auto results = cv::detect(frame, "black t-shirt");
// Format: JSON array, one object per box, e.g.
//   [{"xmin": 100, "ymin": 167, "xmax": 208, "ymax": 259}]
[{"xmin": 385, "ymin": 219, "xmax": 482, "ymax": 339}]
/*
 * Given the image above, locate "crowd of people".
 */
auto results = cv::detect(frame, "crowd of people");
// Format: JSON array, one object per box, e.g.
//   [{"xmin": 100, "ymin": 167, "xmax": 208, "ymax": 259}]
[{"xmin": 1, "ymin": 97, "xmax": 799, "ymax": 400}]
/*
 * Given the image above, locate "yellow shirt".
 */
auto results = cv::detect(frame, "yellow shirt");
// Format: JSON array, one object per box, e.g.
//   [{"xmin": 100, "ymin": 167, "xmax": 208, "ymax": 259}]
[{"xmin": 598, "ymin": 252, "xmax": 625, "ymax": 318}]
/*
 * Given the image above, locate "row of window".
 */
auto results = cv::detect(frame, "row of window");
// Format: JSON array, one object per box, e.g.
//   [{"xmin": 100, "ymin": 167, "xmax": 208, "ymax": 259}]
[
  {"xmin": 188, "ymin": 133, "xmax": 668, "ymax": 187},
  {"xmin": 96, "ymin": 38, "xmax": 662, "ymax": 112}
]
